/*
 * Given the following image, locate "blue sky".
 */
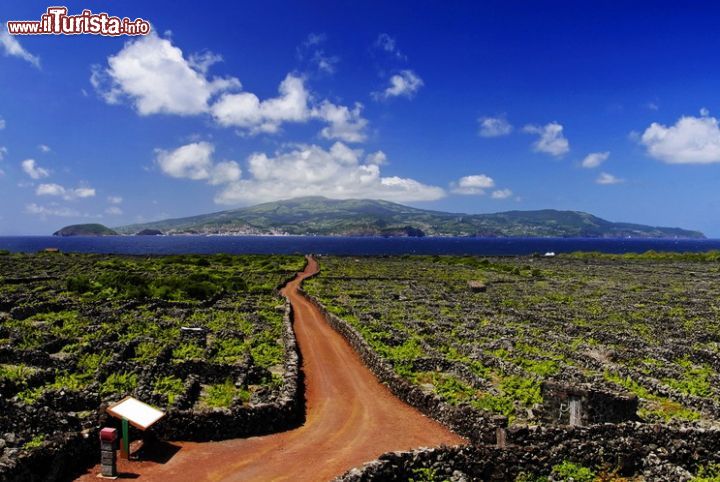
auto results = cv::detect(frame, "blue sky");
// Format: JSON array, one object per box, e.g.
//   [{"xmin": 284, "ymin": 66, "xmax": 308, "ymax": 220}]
[{"xmin": 2, "ymin": 1, "xmax": 720, "ymax": 236}]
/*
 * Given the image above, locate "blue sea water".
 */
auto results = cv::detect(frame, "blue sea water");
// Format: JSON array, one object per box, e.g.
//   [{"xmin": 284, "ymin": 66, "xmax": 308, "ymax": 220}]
[{"xmin": 1, "ymin": 236, "xmax": 720, "ymax": 256}]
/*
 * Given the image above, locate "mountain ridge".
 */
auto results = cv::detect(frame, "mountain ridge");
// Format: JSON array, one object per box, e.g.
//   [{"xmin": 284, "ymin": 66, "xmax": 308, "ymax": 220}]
[{"xmin": 103, "ymin": 197, "xmax": 705, "ymax": 239}]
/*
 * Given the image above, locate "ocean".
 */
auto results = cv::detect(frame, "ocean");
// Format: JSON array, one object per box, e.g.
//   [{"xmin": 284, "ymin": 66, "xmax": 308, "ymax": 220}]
[{"xmin": 1, "ymin": 236, "xmax": 719, "ymax": 256}]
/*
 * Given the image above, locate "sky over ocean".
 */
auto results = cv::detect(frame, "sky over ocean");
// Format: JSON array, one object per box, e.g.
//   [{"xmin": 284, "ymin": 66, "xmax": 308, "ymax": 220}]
[{"xmin": 2, "ymin": 2, "xmax": 720, "ymax": 235}]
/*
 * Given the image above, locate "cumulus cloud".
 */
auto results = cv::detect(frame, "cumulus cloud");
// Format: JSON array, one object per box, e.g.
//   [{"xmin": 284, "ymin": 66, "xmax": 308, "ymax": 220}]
[
  {"xmin": 451, "ymin": 174, "xmax": 495, "ymax": 195},
  {"xmin": 187, "ymin": 50, "xmax": 223, "ymax": 74},
  {"xmin": 107, "ymin": 196, "xmax": 123, "ymax": 204},
  {"xmin": 0, "ymin": 146, "xmax": 7, "ymax": 161},
  {"xmin": 21, "ymin": 159, "xmax": 50, "ymax": 179},
  {"xmin": 36, "ymin": 183, "xmax": 96, "ymax": 200},
  {"xmin": 0, "ymin": 117, "xmax": 5, "ymax": 130},
  {"xmin": 0, "ymin": 30, "xmax": 40, "ymax": 67},
  {"xmin": 523, "ymin": 122, "xmax": 570, "ymax": 157},
  {"xmin": 313, "ymin": 101, "xmax": 368, "ymax": 143},
  {"xmin": 38, "ymin": 144, "xmax": 51, "ymax": 153},
  {"xmin": 155, "ymin": 141, "xmax": 241, "ymax": 185},
  {"xmin": 155, "ymin": 141, "xmax": 214, "ymax": 180},
  {"xmin": 214, "ymin": 142, "xmax": 444, "ymax": 204},
  {"xmin": 640, "ymin": 110, "xmax": 720, "ymax": 164},
  {"xmin": 478, "ymin": 116, "xmax": 513, "ymax": 137},
  {"xmin": 25, "ymin": 203, "xmax": 79, "ymax": 217},
  {"xmin": 366, "ymin": 151, "xmax": 387, "ymax": 165},
  {"xmin": 91, "ymin": 31, "xmax": 240, "ymax": 115},
  {"xmin": 581, "ymin": 151, "xmax": 610, "ymax": 169},
  {"xmin": 209, "ymin": 160, "xmax": 242, "ymax": 185},
  {"xmin": 212, "ymin": 74, "xmax": 368, "ymax": 142},
  {"xmin": 94, "ymin": 35, "xmax": 367, "ymax": 142},
  {"xmin": 491, "ymin": 188, "xmax": 513, "ymax": 199},
  {"xmin": 211, "ymin": 74, "xmax": 310, "ymax": 134},
  {"xmin": 596, "ymin": 172, "xmax": 624, "ymax": 185},
  {"xmin": 374, "ymin": 70, "xmax": 423, "ymax": 100}
]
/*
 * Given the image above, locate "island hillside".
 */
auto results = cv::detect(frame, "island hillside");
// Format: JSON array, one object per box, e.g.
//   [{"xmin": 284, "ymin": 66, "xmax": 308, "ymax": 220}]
[
  {"xmin": 110, "ymin": 197, "xmax": 704, "ymax": 238},
  {"xmin": 52, "ymin": 224, "xmax": 118, "ymax": 237}
]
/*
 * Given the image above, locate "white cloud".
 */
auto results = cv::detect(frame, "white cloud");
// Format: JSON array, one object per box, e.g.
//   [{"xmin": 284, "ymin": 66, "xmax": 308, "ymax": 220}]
[
  {"xmin": 313, "ymin": 101, "xmax": 368, "ymax": 143},
  {"xmin": 366, "ymin": 151, "xmax": 387, "ymax": 165},
  {"xmin": 212, "ymin": 74, "xmax": 368, "ymax": 142},
  {"xmin": 297, "ymin": 33, "xmax": 339, "ymax": 75},
  {"xmin": 95, "ymin": 36, "xmax": 367, "ymax": 142},
  {"xmin": 38, "ymin": 144, "xmax": 51, "ymax": 153},
  {"xmin": 35, "ymin": 183, "xmax": 64, "ymax": 196},
  {"xmin": 105, "ymin": 206, "xmax": 123, "ymax": 215},
  {"xmin": 155, "ymin": 141, "xmax": 241, "ymax": 185},
  {"xmin": 640, "ymin": 111, "xmax": 720, "ymax": 164},
  {"xmin": 21, "ymin": 159, "xmax": 50, "ymax": 179},
  {"xmin": 211, "ymin": 74, "xmax": 310, "ymax": 134},
  {"xmin": 71, "ymin": 187, "xmax": 96, "ymax": 198},
  {"xmin": 491, "ymin": 188, "xmax": 513, "ymax": 199},
  {"xmin": 451, "ymin": 174, "xmax": 495, "ymax": 195},
  {"xmin": 0, "ymin": 117, "xmax": 5, "ymax": 130},
  {"xmin": 374, "ymin": 33, "xmax": 405, "ymax": 60},
  {"xmin": 0, "ymin": 30, "xmax": 40, "ymax": 67},
  {"xmin": 25, "ymin": 203, "xmax": 79, "ymax": 217},
  {"xmin": 0, "ymin": 146, "xmax": 7, "ymax": 161},
  {"xmin": 374, "ymin": 70, "xmax": 423, "ymax": 100},
  {"xmin": 36, "ymin": 183, "xmax": 96, "ymax": 200},
  {"xmin": 108, "ymin": 196, "xmax": 123, "ymax": 204},
  {"xmin": 596, "ymin": 172, "xmax": 624, "ymax": 185},
  {"xmin": 187, "ymin": 50, "xmax": 223, "ymax": 74},
  {"xmin": 91, "ymin": 31, "xmax": 240, "ymax": 115},
  {"xmin": 214, "ymin": 142, "xmax": 444, "ymax": 204},
  {"xmin": 209, "ymin": 160, "xmax": 242, "ymax": 185},
  {"xmin": 523, "ymin": 122, "xmax": 570, "ymax": 157},
  {"xmin": 581, "ymin": 151, "xmax": 610, "ymax": 169},
  {"xmin": 478, "ymin": 116, "xmax": 513, "ymax": 137},
  {"xmin": 155, "ymin": 141, "xmax": 214, "ymax": 180}
]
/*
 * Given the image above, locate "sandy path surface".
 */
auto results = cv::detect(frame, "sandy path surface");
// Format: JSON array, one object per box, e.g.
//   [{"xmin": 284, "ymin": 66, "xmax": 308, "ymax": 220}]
[{"xmin": 76, "ymin": 257, "xmax": 464, "ymax": 481}]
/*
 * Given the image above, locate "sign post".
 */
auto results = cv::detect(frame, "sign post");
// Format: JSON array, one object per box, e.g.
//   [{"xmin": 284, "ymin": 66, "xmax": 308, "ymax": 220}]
[
  {"xmin": 106, "ymin": 397, "xmax": 165, "ymax": 461},
  {"xmin": 121, "ymin": 418, "xmax": 129, "ymax": 459}
]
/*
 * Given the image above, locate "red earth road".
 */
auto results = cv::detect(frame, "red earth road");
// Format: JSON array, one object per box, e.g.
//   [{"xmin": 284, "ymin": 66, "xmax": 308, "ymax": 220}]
[{"xmin": 76, "ymin": 256, "xmax": 465, "ymax": 481}]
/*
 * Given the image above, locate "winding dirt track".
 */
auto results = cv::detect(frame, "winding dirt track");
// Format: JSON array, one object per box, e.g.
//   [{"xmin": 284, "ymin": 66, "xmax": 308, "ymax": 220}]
[{"xmin": 77, "ymin": 257, "xmax": 464, "ymax": 481}]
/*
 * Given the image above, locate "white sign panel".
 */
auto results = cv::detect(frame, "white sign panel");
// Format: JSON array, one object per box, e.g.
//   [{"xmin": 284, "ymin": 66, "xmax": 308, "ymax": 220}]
[{"xmin": 107, "ymin": 396, "xmax": 165, "ymax": 430}]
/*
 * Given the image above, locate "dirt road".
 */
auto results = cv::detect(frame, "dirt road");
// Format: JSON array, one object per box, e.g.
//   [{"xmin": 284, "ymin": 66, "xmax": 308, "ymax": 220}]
[{"xmin": 76, "ymin": 257, "xmax": 464, "ymax": 481}]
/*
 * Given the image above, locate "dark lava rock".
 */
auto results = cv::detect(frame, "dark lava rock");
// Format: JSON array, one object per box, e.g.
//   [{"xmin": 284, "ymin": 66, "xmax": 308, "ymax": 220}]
[{"xmin": 136, "ymin": 229, "xmax": 164, "ymax": 236}]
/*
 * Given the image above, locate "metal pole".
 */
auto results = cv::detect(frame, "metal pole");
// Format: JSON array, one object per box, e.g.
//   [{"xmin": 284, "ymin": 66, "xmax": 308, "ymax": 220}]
[{"xmin": 121, "ymin": 418, "xmax": 130, "ymax": 459}]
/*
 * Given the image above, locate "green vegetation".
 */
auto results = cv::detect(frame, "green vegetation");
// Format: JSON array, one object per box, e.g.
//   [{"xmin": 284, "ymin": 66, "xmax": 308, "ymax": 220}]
[
  {"xmin": 694, "ymin": 464, "xmax": 720, "ymax": 481},
  {"xmin": 0, "ymin": 364, "xmax": 36, "ymax": 383},
  {"xmin": 0, "ymin": 252, "xmax": 305, "ymax": 463},
  {"xmin": 550, "ymin": 461, "xmax": 596, "ymax": 482},
  {"xmin": 153, "ymin": 375, "xmax": 185, "ymax": 406},
  {"xmin": 23, "ymin": 434, "xmax": 46, "ymax": 450},
  {"xmin": 173, "ymin": 342, "xmax": 205, "ymax": 361},
  {"xmin": 305, "ymin": 254, "xmax": 719, "ymax": 424},
  {"xmin": 199, "ymin": 379, "xmax": 250, "ymax": 409},
  {"xmin": 53, "ymin": 223, "xmax": 118, "ymax": 236},
  {"xmin": 101, "ymin": 372, "xmax": 138, "ymax": 396},
  {"xmin": 409, "ymin": 467, "xmax": 447, "ymax": 482}
]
